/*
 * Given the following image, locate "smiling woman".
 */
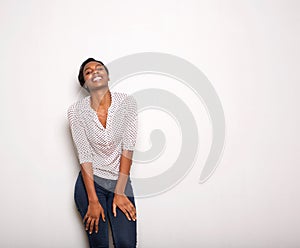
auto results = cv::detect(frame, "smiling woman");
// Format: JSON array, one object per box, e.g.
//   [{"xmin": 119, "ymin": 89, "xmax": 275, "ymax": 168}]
[
  {"xmin": 67, "ymin": 58, "xmax": 138, "ymax": 248},
  {"xmin": 78, "ymin": 58, "xmax": 110, "ymax": 88}
]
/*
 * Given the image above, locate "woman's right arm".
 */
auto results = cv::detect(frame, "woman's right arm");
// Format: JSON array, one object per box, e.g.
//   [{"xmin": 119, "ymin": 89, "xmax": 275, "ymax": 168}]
[
  {"xmin": 67, "ymin": 105, "xmax": 105, "ymax": 234},
  {"xmin": 80, "ymin": 162, "xmax": 106, "ymax": 234},
  {"xmin": 80, "ymin": 162, "xmax": 98, "ymax": 203}
]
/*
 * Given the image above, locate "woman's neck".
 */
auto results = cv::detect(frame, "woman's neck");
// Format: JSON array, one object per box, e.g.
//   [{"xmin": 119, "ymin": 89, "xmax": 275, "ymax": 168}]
[{"xmin": 90, "ymin": 88, "xmax": 111, "ymax": 111}]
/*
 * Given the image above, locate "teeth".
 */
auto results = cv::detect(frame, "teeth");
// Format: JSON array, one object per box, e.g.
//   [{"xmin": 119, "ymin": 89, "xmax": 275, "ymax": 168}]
[{"xmin": 92, "ymin": 76, "xmax": 102, "ymax": 82}]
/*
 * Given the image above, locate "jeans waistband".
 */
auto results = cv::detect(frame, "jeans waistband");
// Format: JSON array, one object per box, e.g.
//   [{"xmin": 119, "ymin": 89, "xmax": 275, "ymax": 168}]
[
  {"xmin": 78, "ymin": 171, "xmax": 133, "ymax": 195},
  {"xmin": 94, "ymin": 174, "xmax": 118, "ymax": 192}
]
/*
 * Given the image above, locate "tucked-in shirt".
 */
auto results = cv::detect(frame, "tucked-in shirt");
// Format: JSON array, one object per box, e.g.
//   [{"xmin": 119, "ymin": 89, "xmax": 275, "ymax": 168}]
[{"xmin": 67, "ymin": 91, "xmax": 138, "ymax": 180}]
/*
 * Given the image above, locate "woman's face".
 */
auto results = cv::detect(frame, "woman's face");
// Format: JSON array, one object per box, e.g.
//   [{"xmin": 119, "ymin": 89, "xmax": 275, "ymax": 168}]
[{"xmin": 83, "ymin": 61, "xmax": 109, "ymax": 91}]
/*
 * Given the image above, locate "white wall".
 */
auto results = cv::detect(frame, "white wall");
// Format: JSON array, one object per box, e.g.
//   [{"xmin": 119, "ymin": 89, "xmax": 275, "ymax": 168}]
[{"xmin": 0, "ymin": 0, "xmax": 299, "ymax": 247}]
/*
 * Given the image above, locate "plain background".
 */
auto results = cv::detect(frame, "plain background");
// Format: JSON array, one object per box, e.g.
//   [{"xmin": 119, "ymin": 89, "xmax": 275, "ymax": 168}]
[{"xmin": 1, "ymin": 0, "xmax": 299, "ymax": 247}]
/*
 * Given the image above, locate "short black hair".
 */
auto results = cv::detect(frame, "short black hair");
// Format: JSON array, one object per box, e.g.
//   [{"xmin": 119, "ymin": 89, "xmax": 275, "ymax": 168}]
[{"xmin": 78, "ymin": 58, "xmax": 109, "ymax": 87}]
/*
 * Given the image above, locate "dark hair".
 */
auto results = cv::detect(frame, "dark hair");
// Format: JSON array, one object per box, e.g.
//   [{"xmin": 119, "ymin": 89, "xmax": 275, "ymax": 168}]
[{"xmin": 78, "ymin": 58, "xmax": 109, "ymax": 87}]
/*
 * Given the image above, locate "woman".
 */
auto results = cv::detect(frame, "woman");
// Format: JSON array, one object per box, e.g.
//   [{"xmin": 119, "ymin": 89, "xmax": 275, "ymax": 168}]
[{"xmin": 67, "ymin": 58, "xmax": 138, "ymax": 248}]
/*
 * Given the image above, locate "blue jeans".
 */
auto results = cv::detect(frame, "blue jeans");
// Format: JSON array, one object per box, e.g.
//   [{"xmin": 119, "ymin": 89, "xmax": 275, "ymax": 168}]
[{"xmin": 74, "ymin": 171, "xmax": 137, "ymax": 248}]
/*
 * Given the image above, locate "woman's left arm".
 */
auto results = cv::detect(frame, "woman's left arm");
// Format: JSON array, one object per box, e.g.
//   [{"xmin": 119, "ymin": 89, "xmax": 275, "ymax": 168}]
[{"xmin": 113, "ymin": 95, "xmax": 138, "ymax": 221}]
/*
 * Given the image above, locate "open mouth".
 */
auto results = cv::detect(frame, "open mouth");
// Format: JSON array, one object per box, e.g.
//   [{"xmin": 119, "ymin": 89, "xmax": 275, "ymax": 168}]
[{"xmin": 92, "ymin": 76, "xmax": 103, "ymax": 82}]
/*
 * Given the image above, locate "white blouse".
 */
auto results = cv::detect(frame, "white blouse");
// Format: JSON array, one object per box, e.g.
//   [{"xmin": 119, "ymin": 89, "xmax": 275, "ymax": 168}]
[{"xmin": 67, "ymin": 91, "xmax": 138, "ymax": 180}]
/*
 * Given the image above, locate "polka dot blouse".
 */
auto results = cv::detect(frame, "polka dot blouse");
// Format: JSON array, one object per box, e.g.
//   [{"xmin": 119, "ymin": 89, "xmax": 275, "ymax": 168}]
[{"xmin": 67, "ymin": 91, "xmax": 138, "ymax": 180}]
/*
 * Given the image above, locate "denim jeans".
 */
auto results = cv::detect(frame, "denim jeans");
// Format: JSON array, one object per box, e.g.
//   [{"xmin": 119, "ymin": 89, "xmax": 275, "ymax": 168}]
[{"xmin": 74, "ymin": 171, "xmax": 137, "ymax": 248}]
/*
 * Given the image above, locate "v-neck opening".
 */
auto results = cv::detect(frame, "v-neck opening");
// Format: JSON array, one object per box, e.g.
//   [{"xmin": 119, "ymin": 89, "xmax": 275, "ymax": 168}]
[{"xmin": 88, "ymin": 91, "xmax": 114, "ymax": 130}]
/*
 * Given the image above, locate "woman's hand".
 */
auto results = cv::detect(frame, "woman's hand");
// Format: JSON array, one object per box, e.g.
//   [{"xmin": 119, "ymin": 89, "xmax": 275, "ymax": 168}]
[
  {"xmin": 112, "ymin": 193, "xmax": 136, "ymax": 221},
  {"xmin": 83, "ymin": 200, "xmax": 106, "ymax": 234}
]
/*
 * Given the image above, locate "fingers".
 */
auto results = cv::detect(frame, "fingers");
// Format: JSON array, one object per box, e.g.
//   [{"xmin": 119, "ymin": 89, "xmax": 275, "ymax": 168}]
[
  {"xmin": 83, "ymin": 210, "xmax": 106, "ymax": 235},
  {"xmin": 95, "ymin": 218, "xmax": 99, "ymax": 234},
  {"xmin": 128, "ymin": 204, "xmax": 136, "ymax": 221},
  {"xmin": 114, "ymin": 200, "xmax": 137, "ymax": 221},
  {"xmin": 101, "ymin": 211, "xmax": 106, "ymax": 222},
  {"xmin": 125, "ymin": 203, "xmax": 136, "ymax": 221},
  {"xmin": 84, "ymin": 217, "xmax": 100, "ymax": 234},
  {"xmin": 89, "ymin": 219, "xmax": 95, "ymax": 234},
  {"xmin": 113, "ymin": 203, "xmax": 117, "ymax": 217},
  {"xmin": 84, "ymin": 216, "xmax": 91, "ymax": 231},
  {"xmin": 119, "ymin": 205, "xmax": 131, "ymax": 221}
]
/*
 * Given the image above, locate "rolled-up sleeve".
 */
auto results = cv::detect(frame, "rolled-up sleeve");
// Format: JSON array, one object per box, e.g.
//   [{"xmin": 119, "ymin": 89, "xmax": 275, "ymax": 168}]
[
  {"xmin": 122, "ymin": 95, "xmax": 138, "ymax": 151},
  {"xmin": 67, "ymin": 105, "xmax": 93, "ymax": 164}
]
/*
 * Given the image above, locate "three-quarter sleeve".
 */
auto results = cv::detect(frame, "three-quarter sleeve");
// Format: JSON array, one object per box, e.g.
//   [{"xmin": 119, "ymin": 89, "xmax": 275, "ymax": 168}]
[
  {"xmin": 67, "ymin": 105, "xmax": 93, "ymax": 164},
  {"xmin": 122, "ymin": 95, "xmax": 138, "ymax": 151}
]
